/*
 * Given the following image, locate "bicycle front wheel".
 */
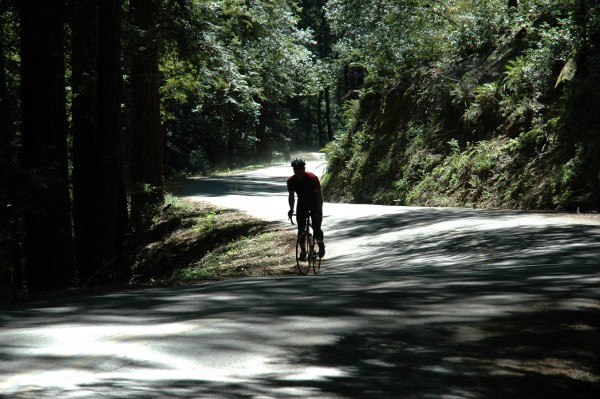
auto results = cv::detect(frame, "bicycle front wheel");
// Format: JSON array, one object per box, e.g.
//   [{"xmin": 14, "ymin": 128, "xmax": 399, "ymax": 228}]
[
  {"xmin": 296, "ymin": 233, "xmax": 311, "ymax": 275},
  {"xmin": 307, "ymin": 235, "xmax": 321, "ymax": 274}
]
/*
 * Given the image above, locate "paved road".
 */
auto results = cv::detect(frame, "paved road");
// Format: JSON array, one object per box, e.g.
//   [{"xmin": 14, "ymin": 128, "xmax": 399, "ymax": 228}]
[{"xmin": 1, "ymin": 157, "xmax": 599, "ymax": 398}]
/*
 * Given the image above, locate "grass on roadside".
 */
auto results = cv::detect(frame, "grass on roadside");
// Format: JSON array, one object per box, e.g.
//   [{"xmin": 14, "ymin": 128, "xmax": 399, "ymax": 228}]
[{"xmin": 129, "ymin": 194, "xmax": 298, "ymax": 286}]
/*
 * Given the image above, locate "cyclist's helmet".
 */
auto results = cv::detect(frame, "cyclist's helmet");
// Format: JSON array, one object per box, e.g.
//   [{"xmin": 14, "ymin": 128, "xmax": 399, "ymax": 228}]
[{"xmin": 291, "ymin": 158, "xmax": 306, "ymax": 168}]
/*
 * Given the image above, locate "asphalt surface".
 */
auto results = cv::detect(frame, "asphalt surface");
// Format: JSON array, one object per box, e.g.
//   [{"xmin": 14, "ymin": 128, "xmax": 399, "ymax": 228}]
[{"xmin": 0, "ymin": 155, "xmax": 599, "ymax": 398}]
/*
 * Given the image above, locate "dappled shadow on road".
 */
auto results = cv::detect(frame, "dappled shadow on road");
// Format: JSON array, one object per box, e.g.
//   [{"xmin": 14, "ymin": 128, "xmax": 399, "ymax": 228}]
[
  {"xmin": 326, "ymin": 207, "xmax": 600, "ymax": 271},
  {"xmin": 0, "ymin": 208, "xmax": 599, "ymax": 398}
]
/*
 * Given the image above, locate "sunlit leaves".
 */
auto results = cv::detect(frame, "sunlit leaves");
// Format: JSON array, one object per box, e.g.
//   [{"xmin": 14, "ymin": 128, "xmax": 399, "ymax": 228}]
[
  {"xmin": 165, "ymin": 0, "xmax": 315, "ymax": 104},
  {"xmin": 325, "ymin": 0, "xmax": 511, "ymax": 82},
  {"xmin": 159, "ymin": 0, "xmax": 318, "ymax": 171}
]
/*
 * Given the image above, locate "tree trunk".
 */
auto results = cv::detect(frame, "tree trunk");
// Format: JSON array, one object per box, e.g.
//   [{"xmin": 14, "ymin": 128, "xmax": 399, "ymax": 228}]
[
  {"xmin": 71, "ymin": 0, "xmax": 100, "ymax": 282},
  {"xmin": 130, "ymin": 0, "xmax": 164, "ymax": 229},
  {"xmin": 317, "ymin": 90, "xmax": 324, "ymax": 147},
  {"xmin": 256, "ymin": 100, "xmax": 273, "ymax": 162},
  {"xmin": 0, "ymin": 2, "xmax": 17, "ymax": 174},
  {"xmin": 20, "ymin": 0, "xmax": 74, "ymax": 291},
  {"xmin": 343, "ymin": 64, "xmax": 349, "ymax": 99},
  {"xmin": 324, "ymin": 86, "xmax": 333, "ymax": 141},
  {"xmin": 71, "ymin": 0, "xmax": 127, "ymax": 283},
  {"xmin": 97, "ymin": 0, "xmax": 127, "ymax": 279},
  {"xmin": 0, "ymin": 9, "xmax": 11, "ymax": 171}
]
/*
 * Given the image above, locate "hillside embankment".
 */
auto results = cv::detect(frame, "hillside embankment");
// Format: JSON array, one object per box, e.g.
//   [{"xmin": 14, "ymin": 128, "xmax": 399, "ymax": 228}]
[{"xmin": 323, "ymin": 16, "xmax": 600, "ymax": 212}]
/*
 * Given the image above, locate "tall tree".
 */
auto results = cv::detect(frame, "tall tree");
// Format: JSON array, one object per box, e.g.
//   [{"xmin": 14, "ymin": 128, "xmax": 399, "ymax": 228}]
[
  {"xmin": 298, "ymin": 0, "xmax": 334, "ymax": 146},
  {"xmin": 71, "ymin": 0, "xmax": 100, "ymax": 282},
  {"xmin": 256, "ymin": 100, "xmax": 273, "ymax": 161},
  {"xmin": 0, "ymin": 3, "xmax": 11, "ymax": 172},
  {"xmin": 71, "ymin": 0, "xmax": 127, "ymax": 283},
  {"xmin": 97, "ymin": 0, "xmax": 127, "ymax": 277},
  {"xmin": 130, "ymin": 0, "xmax": 164, "ymax": 228},
  {"xmin": 324, "ymin": 86, "xmax": 333, "ymax": 141},
  {"xmin": 20, "ymin": 0, "xmax": 74, "ymax": 291},
  {"xmin": 0, "ymin": 1, "xmax": 18, "ymax": 175},
  {"xmin": 316, "ymin": 91, "xmax": 324, "ymax": 146}
]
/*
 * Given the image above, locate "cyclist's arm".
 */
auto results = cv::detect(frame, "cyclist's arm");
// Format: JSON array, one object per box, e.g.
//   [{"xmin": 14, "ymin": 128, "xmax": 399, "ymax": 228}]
[
  {"xmin": 307, "ymin": 173, "xmax": 324, "ymax": 213},
  {"xmin": 288, "ymin": 189, "xmax": 295, "ymax": 213},
  {"xmin": 315, "ymin": 188, "xmax": 324, "ymax": 213}
]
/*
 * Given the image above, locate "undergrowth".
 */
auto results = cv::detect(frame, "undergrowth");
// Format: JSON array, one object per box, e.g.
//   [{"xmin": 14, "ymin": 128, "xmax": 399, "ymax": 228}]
[
  {"xmin": 130, "ymin": 194, "xmax": 298, "ymax": 286},
  {"xmin": 322, "ymin": 4, "xmax": 600, "ymax": 212}
]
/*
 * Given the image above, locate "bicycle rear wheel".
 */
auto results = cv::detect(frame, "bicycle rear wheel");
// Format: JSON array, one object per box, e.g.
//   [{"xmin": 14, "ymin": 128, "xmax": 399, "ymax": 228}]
[{"xmin": 296, "ymin": 233, "xmax": 311, "ymax": 275}]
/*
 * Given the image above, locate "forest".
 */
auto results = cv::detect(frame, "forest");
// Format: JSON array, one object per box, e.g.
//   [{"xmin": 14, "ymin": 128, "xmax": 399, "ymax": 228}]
[{"xmin": 1, "ymin": 0, "xmax": 599, "ymax": 293}]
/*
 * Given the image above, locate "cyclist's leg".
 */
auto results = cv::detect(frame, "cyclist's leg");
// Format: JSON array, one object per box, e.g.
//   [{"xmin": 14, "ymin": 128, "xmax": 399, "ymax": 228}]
[
  {"xmin": 310, "ymin": 207, "xmax": 323, "ymax": 240},
  {"xmin": 296, "ymin": 209, "xmax": 308, "ymax": 236},
  {"xmin": 311, "ymin": 207, "xmax": 325, "ymax": 257},
  {"xmin": 296, "ymin": 209, "xmax": 308, "ymax": 259}
]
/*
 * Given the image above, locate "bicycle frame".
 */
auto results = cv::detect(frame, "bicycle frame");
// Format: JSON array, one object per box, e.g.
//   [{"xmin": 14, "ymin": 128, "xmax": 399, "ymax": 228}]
[
  {"xmin": 290, "ymin": 211, "xmax": 320, "ymax": 274},
  {"xmin": 290, "ymin": 211, "xmax": 314, "ymax": 239}
]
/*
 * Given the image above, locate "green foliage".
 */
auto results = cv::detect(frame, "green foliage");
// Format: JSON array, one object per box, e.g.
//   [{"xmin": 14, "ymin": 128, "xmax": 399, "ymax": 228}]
[
  {"xmin": 323, "ymin": 0, "xmax": 600, "ymax": 210},
  {"xmin": 326, "ymin": 0, "xmax": 511, "ymax": 82},
  {"xmin": 322, "ymin": 98, "xmax": 359, "ymax": 175},
  {"xmin": 159, "ymin": 0, "xmax": 318, "ymax": 174},
  {"xmin": 549, "ymin": 143, "xmax": 585, "ymax": 206},
  {"xmin": 506, "ymin": 126, "xmax": 550, "ymax": 153},
  {"xmin": 4, "ymin": 0, "xmax": 598, "ymax": 211},
  {"xmin": 446, "ymin": 0, "xmax": 509, "ymax": 56}
]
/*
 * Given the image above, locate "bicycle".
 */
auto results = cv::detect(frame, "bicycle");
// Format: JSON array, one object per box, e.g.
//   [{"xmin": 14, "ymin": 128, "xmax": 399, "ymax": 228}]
[{"xmin": 289, "ymin": 211, "xmax": 321, "ymax": 275}]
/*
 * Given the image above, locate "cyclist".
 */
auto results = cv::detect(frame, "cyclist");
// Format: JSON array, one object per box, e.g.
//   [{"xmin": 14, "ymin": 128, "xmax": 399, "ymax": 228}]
[{"xmin": 287, "ymin": 158, "xmax": 325, "ymax": 261}]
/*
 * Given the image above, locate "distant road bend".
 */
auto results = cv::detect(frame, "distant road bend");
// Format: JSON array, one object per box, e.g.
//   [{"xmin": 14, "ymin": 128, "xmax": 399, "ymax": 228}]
[{"xmin": 1, "ymin": 157, "xmax": 599, "ymax": 398}]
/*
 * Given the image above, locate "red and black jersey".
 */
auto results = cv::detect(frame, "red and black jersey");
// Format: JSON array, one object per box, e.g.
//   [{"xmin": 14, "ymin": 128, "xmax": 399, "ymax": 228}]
[{"xmin": 287, "ymin": 171, "xmax": 321, "ymax": 209}]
